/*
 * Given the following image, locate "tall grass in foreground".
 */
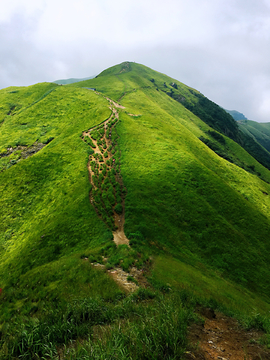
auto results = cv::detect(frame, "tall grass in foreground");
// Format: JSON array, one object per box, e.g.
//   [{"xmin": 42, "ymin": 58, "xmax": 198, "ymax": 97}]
[
  {"xmin": 62, "ymin": 293, "xmax": 191, "ymax": 360},
  {"xmin": 0, "ymin": 291, "xmax": 193, "ymax": 360},
  {"xmin": 2, "ymin": 280, "xmax": 270, "ymax": 359}
]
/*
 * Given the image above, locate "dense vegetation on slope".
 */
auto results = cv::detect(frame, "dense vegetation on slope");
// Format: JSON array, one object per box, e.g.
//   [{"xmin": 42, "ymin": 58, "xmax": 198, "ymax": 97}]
[
  {"xmin": 238, "ymin": 119, "xmax": 270, "ymax": 153},
  {"xmin": 93, "ymin": 62, "xmax": 270, "ymax": 170},
  {"xmin": 0, "ymin": 83, "xmax": 117, "ymax": 304},
  {"xmin": 159, "ymin": 76, "xmax": 270, "ymax": 171},
  {"xmin": 1, "ymin": 62, "xmax": 270, "ymax": 358}
]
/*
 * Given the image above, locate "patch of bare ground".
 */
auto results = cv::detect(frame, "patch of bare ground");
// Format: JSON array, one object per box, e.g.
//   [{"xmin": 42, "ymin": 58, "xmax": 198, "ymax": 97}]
[
  {"xmin": 108, "ymin": 267, "xmax": 139, "ymax": 292},
  {"xmin": 113, "ymin": 208, "xmax": 129, "ymax": 245},
  {"xmin": 185, "ymin": 308, "xmax": 270, "ymax": 360},
  {"xmin": 106, "ymin": 97, "xmax": 125, "ymax": 109},
  {"xmin": 109, "ymin": 265, "xmax": 150, "ymax": 292},
  {"xmin": 113, "ymin": 229, "xmax": 129, "ymax": 246},
  {"xmin": 90, "ymin": 262, "xmax": 149, "ymax": 292},
  {"xmin": 0, "ymin": 142, "xmax": 46, "ymax": 159},
  {"xmin": 128, "ymin": 113, "xmax": 141, "ymax": 117}
]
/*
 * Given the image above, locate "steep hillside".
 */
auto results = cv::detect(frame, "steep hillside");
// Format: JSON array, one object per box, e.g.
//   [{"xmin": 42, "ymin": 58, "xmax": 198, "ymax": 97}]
[
  {"xmin": 238, "ymin": 119, "xmax": 270, "ymax": 153},
  {"xmin": 1, "ymin": 62, "xmax": 270, "ymax": 359},
  {"xmin": 79, "ymin": 62, "xmax": 270, "ymax": 170},
  {"xmin": 77, "ymin": 62, "xmax": 270, "ymax": 291}
]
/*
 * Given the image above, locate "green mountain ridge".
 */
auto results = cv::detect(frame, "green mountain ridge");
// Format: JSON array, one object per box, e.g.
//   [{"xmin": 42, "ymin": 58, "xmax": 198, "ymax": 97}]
[
  {"xmin": 1, "ymin": 61, "xmax": 270, "ymax": 358},
  {"xmin": 225, "ymin": 109, "xmax": 247, "ymax": 121},
  {"xmin": 238, "ymin": 119, "xmax": 270, "ymax": 153},
  {"xmin": 53, "ymin": 76, "xmax": 95, "ymax": 85},
  {"xmin": 223, "ymin": 110, "xmax": 270, "ymax": 160}
]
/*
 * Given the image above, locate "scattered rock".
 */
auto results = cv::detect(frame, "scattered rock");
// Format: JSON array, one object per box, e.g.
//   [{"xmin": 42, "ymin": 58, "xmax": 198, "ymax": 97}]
[{"xmin": 108, "ymin": 267, "xmax": 139, "ymax": 292}]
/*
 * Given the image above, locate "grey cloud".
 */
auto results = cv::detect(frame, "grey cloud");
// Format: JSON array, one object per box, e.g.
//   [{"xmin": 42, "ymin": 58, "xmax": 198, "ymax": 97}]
[{"xmin": 0, "ymin": 14, "xmax": 56, "ymax": 87}]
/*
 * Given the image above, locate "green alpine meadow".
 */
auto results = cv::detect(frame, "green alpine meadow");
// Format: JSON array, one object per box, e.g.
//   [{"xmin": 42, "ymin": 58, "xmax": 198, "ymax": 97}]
[{"xmin": 1, "ymin": 61, "xmax": 270, "ymax": 359}]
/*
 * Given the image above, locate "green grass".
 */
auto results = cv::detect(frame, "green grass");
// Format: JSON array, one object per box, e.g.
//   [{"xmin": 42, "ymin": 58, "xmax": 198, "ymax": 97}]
[
  {"xmin": 151, "ymin": 255, "xmax": 270, "ymax": 315},
  {"xmin": 1, "ymin": 290, "xmax": 193, "ymax": 360},
  {"xmin": 62, "ymin": 293, "xmax": 191, "ymax": 360},
  {"xmin": 238, "ymin": 119, "xmax": 270, "ymax": 153},
  {"xmin": 0, "ymin": 85, "xmax": 112, "ymax": 288},
  {"xmin": 2, "ymin": 62, "xmax": 270, "ymax": 358},
  {"xmin": 112, "ymin": 86, "xmax": 270, "ymax": 295}
]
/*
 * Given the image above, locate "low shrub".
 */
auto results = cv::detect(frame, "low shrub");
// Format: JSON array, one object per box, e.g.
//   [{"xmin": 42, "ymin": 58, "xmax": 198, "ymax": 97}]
[
  {"xmin": 115, "ymin": 203, "xmax": 123, "ymax": 214},
  {"xmin": 44, "ymin": 136, "xmax": 54, "ymax": 144}
]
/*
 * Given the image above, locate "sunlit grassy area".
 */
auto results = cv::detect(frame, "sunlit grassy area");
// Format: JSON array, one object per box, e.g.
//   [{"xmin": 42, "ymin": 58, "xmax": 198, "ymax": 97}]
[
  {"xmin": 0, "ymin": 85, "xmax": 112, "ymax": 285},
  {"xmin": 1, "ymin": 62, "xmax": 270, "ymax": 358}
]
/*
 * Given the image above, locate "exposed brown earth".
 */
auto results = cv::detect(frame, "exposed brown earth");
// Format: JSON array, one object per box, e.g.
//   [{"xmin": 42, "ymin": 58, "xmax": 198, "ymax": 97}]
[
  {"xmin": 185, "ymin": 308, "xmax": 270, "ymax": 360},
  {"xmin": 90, "ymin": 263, "xmax": 149, "ymax": 292},
  {"xmin": 113, "ymin": 207, "xmax": 129, "ymax": 245},
  {"xmin": 82, "ymin": 96, "xmax": 129, "ymax": 246},
  {"xmin": 108, "ymin": 267, "xmax": 139, "ymax": 292},
  {"xmin": 127, "ymin": 113, "xmax": 141, "ymax": 117}
]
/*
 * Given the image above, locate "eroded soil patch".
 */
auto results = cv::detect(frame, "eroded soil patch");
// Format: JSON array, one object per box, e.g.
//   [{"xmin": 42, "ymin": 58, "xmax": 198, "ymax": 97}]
[
  {"xmin": 0, "ymin": 142, "xmax": 48, "ymax": 172},
  {"xmin": 185, "ymin": 309, "xmax": 270, "ymax": 360},
  {"xmin": 108, "ymin": 267, "xmax": 139, "ymax": 292},
  {"xmin": 82, "ymin": 97, "xmax": 129, "ymax": 246},
  {"xmin": 90, "ymin": 262, "xmax": 149, "ymax": 292}
]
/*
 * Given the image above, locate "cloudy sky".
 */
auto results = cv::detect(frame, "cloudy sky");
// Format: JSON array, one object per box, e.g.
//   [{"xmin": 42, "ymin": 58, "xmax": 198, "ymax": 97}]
[{"xmin": 1, "ymin": 0, "xmax": 270, "ymax": 122}]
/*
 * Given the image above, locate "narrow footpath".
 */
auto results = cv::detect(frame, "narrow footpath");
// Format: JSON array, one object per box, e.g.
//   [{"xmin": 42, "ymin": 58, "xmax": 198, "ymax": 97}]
[
  {"xmin": 82, "ymin": 95, "xmax": 129, "ymax": 246},
  {"xmin": 185, "ymin": 308, "xmax": 270, "ymax": 360}
]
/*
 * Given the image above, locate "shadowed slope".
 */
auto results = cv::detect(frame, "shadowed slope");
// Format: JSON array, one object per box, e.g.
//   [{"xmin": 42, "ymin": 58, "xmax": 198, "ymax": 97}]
[{"xmin": 76, "ymin": 62, "xmax": 270, "ymax": 296}]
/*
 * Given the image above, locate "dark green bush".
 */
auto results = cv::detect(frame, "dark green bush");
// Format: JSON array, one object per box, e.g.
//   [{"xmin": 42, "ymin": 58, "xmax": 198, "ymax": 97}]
[
  {"xmin": 130, "ymin": 288, "xmax": 156, "ymax": 302},
  {"xmin": 207, "ymin": 130, "xmax": 226, "ymax": 145},
  {"xmin": 115, "ymin": 204, "xmax": 123, "ymax": 214},
  {"xmin": 44, "ymin": 136, "xmax": 54, "ymax": 144}
]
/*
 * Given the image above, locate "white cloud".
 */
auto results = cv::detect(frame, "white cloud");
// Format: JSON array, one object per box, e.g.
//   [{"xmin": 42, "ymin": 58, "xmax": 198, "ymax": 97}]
[
  {"xmin": 0, "ymin": 0, "xmax": 45, "ymax": 22},
  {"xmin": 1, "ymin": 0, "xmax": 270, "ymax": 121}
]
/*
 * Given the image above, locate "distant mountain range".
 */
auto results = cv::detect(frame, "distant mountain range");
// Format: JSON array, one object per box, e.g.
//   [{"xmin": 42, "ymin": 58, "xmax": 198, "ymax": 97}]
[
  {"xmin": 53, "ymin": 76, "xmax": 95, "ymax": 85},
  {"xmin": 225, "ymin": 109, "xmax": 247, "ymax": 121}
]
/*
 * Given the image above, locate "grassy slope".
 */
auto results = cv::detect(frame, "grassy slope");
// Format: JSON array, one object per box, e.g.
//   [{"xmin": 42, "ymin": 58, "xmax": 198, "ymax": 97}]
[
  {"xmin": 1, "ymin": 62, "xmax": 270, "ymax": 357},
  {"xmin": 0, "ymin": 84, "xmax": 124, "ymax": 319},
  {"xmin": 77, "ymin": 62, "xmax": 270, "ymax": 296},
  {"xmin": 238, "ymin": 119, "xmax": 270, "ymax": 153}
]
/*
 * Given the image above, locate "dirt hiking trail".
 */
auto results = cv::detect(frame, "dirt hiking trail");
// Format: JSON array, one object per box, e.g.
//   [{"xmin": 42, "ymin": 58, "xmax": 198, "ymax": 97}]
[
  {"xmin": 90, "ymin": 260, "xmax": 149, "ymax": 293},
  {"xmin": 185, "ymin": 308, "xmax": 270, "ymax": 360},
  {"xmin": 82, "ymin": 95, "xmax": 131, "ymax": 246}
]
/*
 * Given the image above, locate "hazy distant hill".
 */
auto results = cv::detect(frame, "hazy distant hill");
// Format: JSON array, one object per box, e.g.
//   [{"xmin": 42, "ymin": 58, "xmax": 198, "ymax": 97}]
[
  {"xmin": 1, "ymin": 61, "xmax": 270, "ymax": 358},
  {"xmin": 53, "ymin": 76, "xmax": 95, "ymax": 85},
  {"xmin": 225, "ymin": 109, "xmax": 247, "ymax": 121}
]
